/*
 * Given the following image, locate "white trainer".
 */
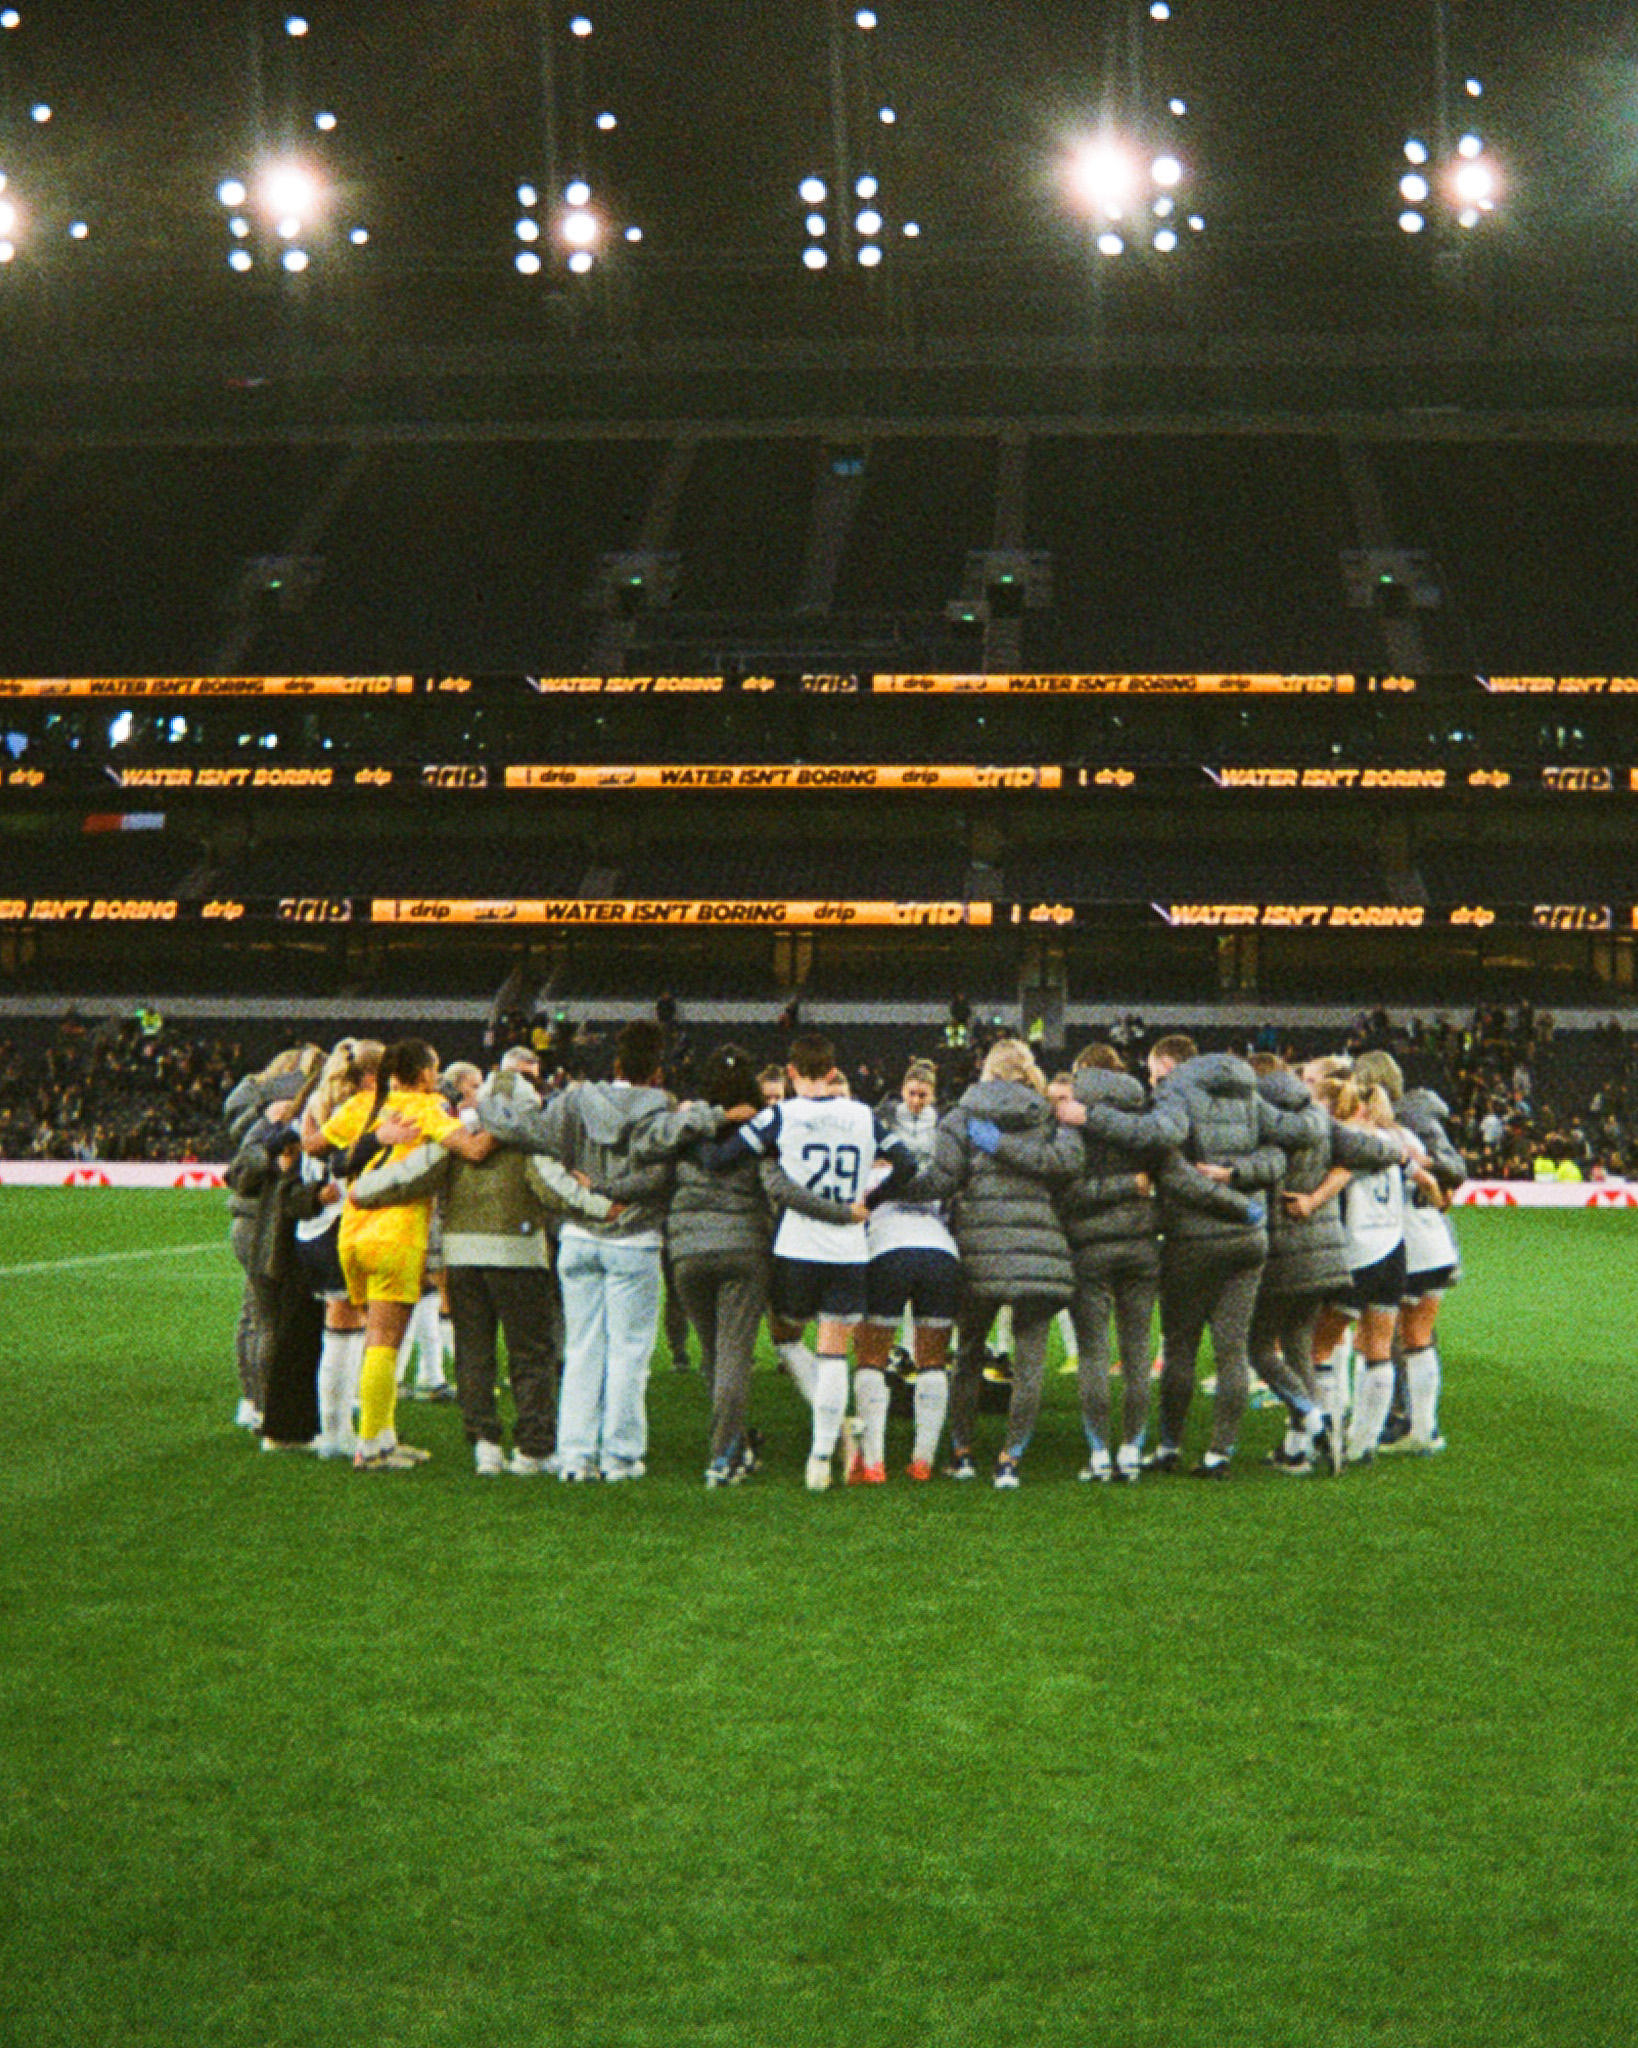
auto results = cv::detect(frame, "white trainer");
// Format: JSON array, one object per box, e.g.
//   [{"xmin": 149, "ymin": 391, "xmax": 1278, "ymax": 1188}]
[
  {"xmin": 805, "ymin": 1455, "xmax": 832, "ymax": 1493},
  {"xmin": 601, "ymin": 1457, "xmax": 646, "ymax": 1482},
  {"xmin": 1115, "ymin": 1443, "xmax": 1143, "ymax": 1482},
  {"xmin": 233, "ymin": 1399, "xmax": 262, "ymax": 1430},
  {"xmin": 474, "ymin": 1441, "xmax": 506, "ymax": 1477},
  {"xmin": 1079, "ymin": 1446, "xmax": 1114, "ymax": 1483}
]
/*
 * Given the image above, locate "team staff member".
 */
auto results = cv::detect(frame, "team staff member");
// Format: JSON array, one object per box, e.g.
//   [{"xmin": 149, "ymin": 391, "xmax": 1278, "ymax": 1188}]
[
  {"xmin": 329, "ymin": 1038, "xmax": 495, "ymax": 1471},
  {"xmin": 300, "ymin": 1038, "xmax": 383, "ymax": 1459}
]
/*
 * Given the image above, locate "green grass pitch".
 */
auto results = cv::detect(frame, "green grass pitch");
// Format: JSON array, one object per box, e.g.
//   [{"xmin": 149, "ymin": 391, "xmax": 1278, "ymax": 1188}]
[{"xmin": 2, "ymin": 1192, "xmax": 1635, "ymax": 2048}]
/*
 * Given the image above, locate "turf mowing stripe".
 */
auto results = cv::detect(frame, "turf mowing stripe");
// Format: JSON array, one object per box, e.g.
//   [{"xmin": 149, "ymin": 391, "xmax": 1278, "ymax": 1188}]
[{"xmin": 0, "ymin": 1239, "xmax": 232, "ymax": 1279}]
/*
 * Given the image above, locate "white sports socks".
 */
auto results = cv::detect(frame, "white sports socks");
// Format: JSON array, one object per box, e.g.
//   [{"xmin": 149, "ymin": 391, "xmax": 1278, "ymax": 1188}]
[
  {"xmin": 778, "ymin": 1338, "xmax": 819, "ymax": 1404},
  {"xmin": 912, "ymin": 1370, "xmax": 949, "ymax": 1467},
  {"xmin": 854, "ymin": 1367, "xmax": 889, "ymax": 1469},
  {"xmin": 811, "ymin": 1353, "xmax": 849, "ymax": 1460},
  {"xmin": 1348, "ymin": 1360, "xmax": 1395, "ymax": 1459},
  {"xmin": 1406, "ymin": 1345, "xmax": 1442, "ymax": 1441}
]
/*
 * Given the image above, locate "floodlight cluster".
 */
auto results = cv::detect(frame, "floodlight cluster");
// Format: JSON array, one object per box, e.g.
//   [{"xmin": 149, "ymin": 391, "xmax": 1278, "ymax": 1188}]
[
  {"xmin": 1397, "ymin": 116, "xmax": 1500, "ymax": 236},
  {"xmin": 1066, "ymin": 135, "xmax": 1203, "ymax": 257}
]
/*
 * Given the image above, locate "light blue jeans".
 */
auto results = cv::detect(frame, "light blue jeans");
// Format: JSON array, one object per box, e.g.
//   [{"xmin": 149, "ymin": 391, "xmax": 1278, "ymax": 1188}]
[{"xmin": 556, "ymin": 1233, "xmax": 663, "ymax": 1472}]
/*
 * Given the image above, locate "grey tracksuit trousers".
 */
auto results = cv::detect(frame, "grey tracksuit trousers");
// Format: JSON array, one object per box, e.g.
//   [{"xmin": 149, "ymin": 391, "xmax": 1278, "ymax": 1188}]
[
  {"xmin": 230, "ymin": 1211, "xmax": 276, "ymax": 1410},
  {"xmin": 1159, "ymin": 1242, "xmax": 1265, "ymax": 1456},
  {"xmin": 1069, "ymin": 1242, "xmax": 1158, "ymax": 1453},
  {"xmin": 952, "ymin": 1295, "xmax": 1059, "ymax": 1461},
  {"xmin": 1249, "ymin": 1289, "xmax": 1326, "ymax": 1421},
  {"xmin": 671, "ymin": 1248, "xmax": 769, "ymax": 1463}
]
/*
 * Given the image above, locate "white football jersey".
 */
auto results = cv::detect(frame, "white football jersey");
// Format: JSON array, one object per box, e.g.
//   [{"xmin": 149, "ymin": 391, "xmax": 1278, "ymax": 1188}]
[
  {"xmin": 1342, "ymin": 1159, "xmax": 1405, "ymax": 1268},
  {"xmin": 740, "ymin": 1095, "xmax": 886, "ymax": 1263},
  {"xmin": 1403, "ymin": 1192, "xmax": 1457, "ymax": 1276},
  {"xmin": 863, "ymin": 1159, "xmax": 958, "ymax": 1261}
]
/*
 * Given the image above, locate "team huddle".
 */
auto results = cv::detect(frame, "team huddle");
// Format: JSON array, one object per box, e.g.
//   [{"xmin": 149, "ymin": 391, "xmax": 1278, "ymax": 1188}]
[{"xmin": 222, "ymin": 1020, "xmax": 1464, "ymax": 1488}]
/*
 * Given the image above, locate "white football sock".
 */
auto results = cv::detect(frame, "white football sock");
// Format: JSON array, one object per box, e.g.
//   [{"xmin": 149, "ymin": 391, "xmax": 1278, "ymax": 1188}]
[
  {"xmin": 340, "ymin": 1329, "xmax": 365, "ymax": 1429},
  {"xmin": 811, "ymin": 1353, "xmax": 849, "ymax": 1460},
  {"xmin": 991, "ymin": 1303, "xmax": 1013, "ymax": 1352},
  {"xmin": 1406, "ymin": 1345, "xmax": 1441, "ymax": 1439},
  {"xmin": 1313, "ymin": 1360, "xmax": 1340, "ymax": 1419},
  {"xmin": 316, "ymin": 1329, "xmax": 355, "ymax": 1447},
  {"xmin": 411, "ymin": 1295, "xmax": 447, "ymax": 1388},
  {"xmin": 439, "ymin": 1312, "xmax": 455, "ymax": 1367},
  {"xmin": 1333, "ymin": 1327, "xmax": 1358, "ymax": 1414},
  {"xmin": 778, "ymin": 1339, "xmax": 819, "ymax": 1404},
  {"xmin": 912, "ymin": 1370, "xmax": 949, "ymax": 1466},
  {"xmin": 854, "ymin": 1368, "xmax": 889, "ymax": 1468},
  {"xmin": 1348, "ymin": 1361, "xmax": 1395, "ymax": 1457},
  {"xmin": 1055, "ymin": 1306, "xmax": 1078, "ymax": 1363}
]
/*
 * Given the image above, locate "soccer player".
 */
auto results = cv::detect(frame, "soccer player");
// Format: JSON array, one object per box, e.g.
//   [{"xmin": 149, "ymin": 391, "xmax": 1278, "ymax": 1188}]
[
  {"xmin": 703, "ymin": 1032, "xmax": 918, "ymax": 1491},
  {"xmin": 300, "ymin": 1038, "xmax": 383, "ymax": 1458},
  {"xmin": 852, "ymin": 1058, "xmax": 958, "ymax": 1482},
  {"xmin": 331, "ymin": 1038, "xmax": 495, "ymax": 1470}
]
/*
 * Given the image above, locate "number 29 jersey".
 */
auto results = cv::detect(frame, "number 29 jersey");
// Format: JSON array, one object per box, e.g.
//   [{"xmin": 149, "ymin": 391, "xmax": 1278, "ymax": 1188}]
[{"xmin": 739, "ymin": 1095, "xmax": 889, "ymax": 1264}]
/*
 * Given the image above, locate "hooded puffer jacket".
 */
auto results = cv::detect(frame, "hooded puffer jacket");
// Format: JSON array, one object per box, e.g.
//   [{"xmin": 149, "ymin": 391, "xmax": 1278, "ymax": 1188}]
[
  {"xmin": 1255, "ymin": 1067, "xmax": 1404, "ymax": 1298},
  {"xmin": 1399, "ymin": 1088, "xmax": 1468, "ymax": 1190},
  {"xmin": 896, "ymin": 1078, "xmax": 1073, "ymax": 1304},
  {"xmin": 1055, "ymin": 1068, "xmax": 1161, "ymax": 1253},
  {"xmin": 622, "ymin": 1102, "xmax": 855, "ymax": 1264}
]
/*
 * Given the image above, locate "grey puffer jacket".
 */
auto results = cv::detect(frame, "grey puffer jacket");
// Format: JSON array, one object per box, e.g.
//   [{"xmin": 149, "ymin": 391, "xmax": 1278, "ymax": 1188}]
[
  {"xmin": 623, "ymin": 1103, "xmax": 853, "ymax": 1264},
  {"xmin": 1144, "ymin": 1053, "xmax": 1289, "ymax": 1252},
  {"xmin": 897, "ymin": 1079, "xmax": 1073, "ymax": 1304},
  {"xmin": 224, "ymin": 1072, "xmax": 305, "ymax": 1217},
  {"xmin": 1399, "ymin": 1088, "xmax": 1468, "ymax": 1190},
  {"xmin": 477, "ymin": 1078, "xmax": 673, "ymax": 1240},
  {"xmin": 1255, "ymin": 1068, "xmax": 1404, "ymax": 1298}
]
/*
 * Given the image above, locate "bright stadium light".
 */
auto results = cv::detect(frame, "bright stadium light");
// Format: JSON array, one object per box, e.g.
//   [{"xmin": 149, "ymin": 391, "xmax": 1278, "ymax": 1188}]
[
  {"xmin": 1068, "ymin": 136, "xmax": 1140, "ymax": 219},
  {"xmin": 1168, "ymin": 97, "xmax": 1187, "ymax": 116},
  {"xmin": 348, "ymin": 226, "xmax": 368, "ymax": 245},
  {"xmin": 0, "ymin": 242, "xmax": 14, "ymax": 263},
  {"xmin": 229, "ymin": 215, "xmax": 250, "ymax": 238},
  {"xmin": 282, "ymin": 248, "xmax": 309, "ymax": 272},
  {"xmin": 229, "ymin": 248, "xmax": 253, "ymax": 272},
  {"xmin": 1400, "ymin": 173, "xmax": 1429, "ymax": 203},
  {"xmin": 879, "ymin": 107, "xmax": 896, "ymax": 123},
  {"xmin": 285, "ymin": 14, "xmax": 308, "ymax": 35},
  {"xmin": 30, "ymin": 103, "xmax": 49, "ymax": 123},
  {"xmin": 564, "ymin": 179, "xmax": 591, "ymax": 207},
  {"xmin": 1457, "ymin": 206, "xmax": 1481, "ymax": 229},
  {"xmin": 1399, "ymin": 210, "xmax": 1425, "ymax": 234},
  {"xmin": 799, "ymin": 176, "xmax": 827, "ymax": 205},
  {"xmin": 517, "ymin": 182, "xmax": 538, "ymax": 208},
  {"xmin": 1153, "ymin": 195, "xmax": 1174, "ymax": 217},
  {"xmin": 596, "ymin": 111, "xmax": 617, "ymax": 130},
  {"xmin": 275, "ymin": 215, "xmax": 301, "ymax": 239},
  {"xmin": 858, "ymin": 243, "xmax": 882, "ymax": 266},
  {"xmin": 262, "ymin": 163, "xmax": 319, "ymax": 221},
  {"xmin": 568, "ymin": 249, "xmax": 594, "ymax": 273},
  {"xmin": 0, "ymin": 200, "xmax": 16, "ymax": 235},
  {"xmin": 1466, "ymin": 77, "xmax": 1483, "ymax": 97},
  {"xmin": 1153, "ymin": 227, "xmax": 1177, "ymax": 251},
  {"xmin": 624, "ymin": 224, "xmax": 642, "ymax": 242},
  {"xmin": 1150, "ymin": 1, "xmax": 1170, "ymax": 17},
  {"xmin": 516, "ymin": 249, "xmax": 542, "ymax": 274},
  {"xmin": 218, "ymin": 179, "xmax": 247, "ymax": 208},
  {"xmin": 805, "ymin": 212, "xmax": 826, "ymax": 235},
  {"xmin": 803, "ymin": 245, "xmax": 828, "ymax": 269},
  {"xmin": 1457, "ymin": 132, "xmax": 1482, "ymax": 159},
  {"xmin": 561, "ymin": 207, "xmax": 597, "ymax": 245},
  {"xmin": 69, "ymin": 220, "xmax": 88, "ymax": 240},
  {"xmin": 855, "ymin": 174, "xmax": 878, "ymax": 199},
  {"xmin": 1452, "ymin": 158, "xmax": 1497, "ymax": 206},
  {"xmin": 1097, "ymin": 229, "xmax": 1125, "ymax": 256},
  {"xmin": 856, "ymin": 208, "xmax": 882, "ymax": 235},
  {"xmin": 516, "ymin": 217, "xmax": 540, "ymax": 242},
  {"xmin": 314, "ymin": 111, "xmax": 337, "ymax": 133},
  {"xmin": 856, "ymin": 8, "xmax": 877, "ymax": 25},
  {"xmin": 569, "ymin": 15, "xmax": 592, "ymax": 34},
  {"xmin": 1152, "ymin": 154, "xmax": 1182, "ymax": 188},
  {"xmin": 902, "ymin": 220, "xmax": 920, "ymax": 236},
  {"xmin": 0, "ymin": 11, "xmax": 19, "ymax": 28},
  {"xmin": 1404, "ymin": 137, "xmax": 1429, "ymax": 166}
]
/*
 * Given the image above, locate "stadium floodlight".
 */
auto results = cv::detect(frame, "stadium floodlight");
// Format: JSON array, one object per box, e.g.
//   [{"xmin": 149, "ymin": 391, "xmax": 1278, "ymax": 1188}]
[
  {"xmin": 855, "ymin": 8, "xmax": 877, "ymax": 26},
  {"xmin": 902, "ymin": 220, "xmax": 920, "ymax": 236},
  {"xmin": 1457, "ymin": 206, "xmax": 1481, "ymax": 229},
  {"xmin": 564, "ymin": 179, "xmax": 592, "ymax": 206},
  {"xmin": 1152, "ymin": 154, "xmax": 1182, "ymax": 188},
  {"xmin": 1457, "ymin": 132, "xmax": 1482, "ymax": 159},
  {"xmin": 878, "ymin": 107, "xmax": 896, "ymax": 123},
  {"xmin": 1400, "ymin": 173, "xmax": 1429, "ymax": 203},
  {"xmin": 517, "ymin": 182, "xmax": 538, "ymax": 208},
  {"xmin": 282, "ymin": 248, "xmax": 309, "ymax": 272},
  {"xmin": 805, "ymin": 212, "xmax": 825, "ymax": 235},
  {"xmin": 516, "ymin": 217, "xmax": 541, "ymax": 242},
  {"xmin": 1150, "ymin": 1, "xmax": 1170, "ymax": 17},
  {"xmin": 0, "ymin": 12, "xmax": 19, "ymax": 28},
  {"xmin": 561, "ymin": 207, "xmax": 597, "ymax": 246},
  {"xmin": 567, "ymin": 249, "xmax": 594, "ymax": 273},
  {"xmin": 315, "ymin": 112, "xmax": 337, "ymax": 133},
  {"xmin": 69, "ymin": 220, "xmax": 88, "ymax": 240},
  {"xmin": 1399, "ymin": 210, "xmax": 1425, "ymax": 233},
  {"xmin": 515, "ymin": 249, "xmax": 542, "ymax": 274},
  {"xmin": 1153, "ymin": 227, "xmax": 1177, "ymax": 251},
  {"xmin": 0, "ymin": 242, "xmax": 14, "ymax": 263},
  {"xmin": 275, "ymin": 215, "xmax": 301, "ymax": 239},
  {"xmin": 229, "ymin": 248, "xmax": 253, "ymax": 272},
  {"xmin": 855, "ymin": 174, "xmax": 878, "ymax": 198},
  {"xmin": 1187, "ymin": 213, "xmax": 1204, "ymax": 230},
  {"xmin": 856, "ymin": 208, "xmax": 882, "ymax": 235},
  {"xmin": 285, "ymin": 14, "xmax": 308, "ymax": 35},
  {"xmin": 229, "ymin": 215, "xmax": 250, "ymax": 238},
  {"xmin": 29, "ymin": 103, "xmax": 49, "ymax": 123},
  {"xmin": 0, "ymin": 200, "xmax": 16, "ymax": 235},
  {"xmin": 799, "ymin": 176, "xmax": 827, "ymax": 205},
  {"xmin": 596, "ymin": 111, "xmax": 616, "ymax": 130},
  {"xmin": 1452, "ymin": 158, "xmax": 1496, "ymax": 205},
  {"xmin": 803, "ymin": 245, "xmax": 828, "ymax": 269},
  {"xmin": 348, "ymin": 226, "xmax": 368, "ymax": 245},
  {"xmin": 624, "ymin": 224, "xmax": 642, "ymax": 242},
  {"xmin": 857, "ymin": 243, "xmax": 882, "ymax": 266},
  {"xmin": 218, "ymin": 179, "xmax": 248, "ymax": 208},
  {"xmin": 1404, "ymin": 137, "xmax": 1429, "ymax": 166},
  {"xmin": 1153, "ymin": 194, "xmax": 1174, "ymax": 217},
  {"xmin": 1096, "ymin": 229, "xmax": 1125, "ymax": 255},
  {"xmin": 1466, "ymin": 77, "xmax": 1483, "ymax": 97},
  {"xmin": 1169, "ymin": 97, "xmax": 1187, "ymax": 116},
  {"xmin": 1068, "ymin": 136, "xmax": 1140, "ymax": 219},
  {"xmin": 569, "ymin": 15, "xmax": 592, "ymax": 34},
  {"xmin": 262, "ymin": 163, "xmax": 319, "ymax": 221}
]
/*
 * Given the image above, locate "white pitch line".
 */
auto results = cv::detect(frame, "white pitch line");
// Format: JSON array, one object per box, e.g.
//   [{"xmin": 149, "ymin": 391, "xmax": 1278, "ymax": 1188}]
[{"xmin": 0, "ymin": 1239, "xmax": 234, "ymax": 1280}]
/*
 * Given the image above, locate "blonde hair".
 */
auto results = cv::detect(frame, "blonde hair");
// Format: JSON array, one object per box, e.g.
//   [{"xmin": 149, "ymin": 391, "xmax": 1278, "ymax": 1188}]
[
  {"xmin": 1302, "ymin": 1054, "xmax": 1353, "ymax": 1085},
  {"xmin": 1352, "ymin": 1050, "xmax": 1404, "ymax": 1102},
  {"xmin": 980, "ymin": 1038, "xmax": 1048, "ymax": 1095},
  {"xmin": 257, "ymin": 1043, "xmax": 323, "ymax": 1086},
  {"xmin": 903, "ymin": 1058, "xmax": 938, "ymax": 1090},
  {"xmin": 1358, "ymin": 1083, "xmax": 1397, "ymax": 1130},
  {"xmin": 310, "ymin": 1036, "xmax": 383, "ymax": 1124},
  {"xmin": 1313, "ymin": 1075, "xmax": 1362, "ymax": 1122}
]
